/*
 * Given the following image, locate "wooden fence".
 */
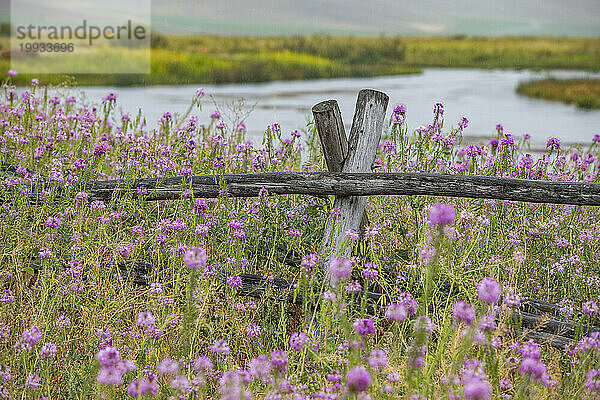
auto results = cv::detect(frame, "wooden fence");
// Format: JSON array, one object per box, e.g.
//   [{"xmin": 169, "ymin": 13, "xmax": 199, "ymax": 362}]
[
  {"xmin": 82, "ymin": 171, "xmax": 600, "ymax": 205},
  {"xmin": 4, "ymin": 88, "xmax": 600, "ymax": 348}
]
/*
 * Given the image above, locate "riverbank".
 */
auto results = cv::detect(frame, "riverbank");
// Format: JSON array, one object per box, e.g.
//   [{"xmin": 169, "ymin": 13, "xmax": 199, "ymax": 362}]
[
  {"xmin": 77, "ymin": 69, "xmax": 600, "ymax": 146},
  {"xmin": 1, "ymin": 35, "xmax": 599, "ymax": 86},
  {"xmin": 516, "ymin": 78, "xmax": 600, "ymax": 109}
]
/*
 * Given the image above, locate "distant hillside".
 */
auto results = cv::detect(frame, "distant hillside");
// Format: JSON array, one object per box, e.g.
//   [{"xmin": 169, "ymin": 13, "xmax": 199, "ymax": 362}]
[
  {"xmin": 1, "ymin": 0, "xmax": 599, "ymax": 37},
  {"xmin": 149, "ymin": 0, "xmax": 600, "ymax": 36}
]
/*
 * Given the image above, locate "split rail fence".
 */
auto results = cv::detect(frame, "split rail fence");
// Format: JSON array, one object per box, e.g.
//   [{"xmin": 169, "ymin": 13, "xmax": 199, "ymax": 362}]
[{"xmin": 5, "ymin": 89, "xmax": 600, "ymax": 348}]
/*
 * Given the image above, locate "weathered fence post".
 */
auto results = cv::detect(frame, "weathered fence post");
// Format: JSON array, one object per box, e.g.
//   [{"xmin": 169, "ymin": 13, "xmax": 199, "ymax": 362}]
[
  {"xmin": 311, "ymin": 99, "xmax": 370, "ymax": 235},
  {"xmin": 317, "ymin": 89, "xmax": 389, "ymax": 273},
  {"xmin": 312, "ymin": 100, "xmax": 348, "ymax": 174}
]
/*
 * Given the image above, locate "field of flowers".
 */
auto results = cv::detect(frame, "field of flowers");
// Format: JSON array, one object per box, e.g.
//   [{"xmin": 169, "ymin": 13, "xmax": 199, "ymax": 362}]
[{"xmin": 1, "ymin": 70, "xmax": 600, "ymax": 399}]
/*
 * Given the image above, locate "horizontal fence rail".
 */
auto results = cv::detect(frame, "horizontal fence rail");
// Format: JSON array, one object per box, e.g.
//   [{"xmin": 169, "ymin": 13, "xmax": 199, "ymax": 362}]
[{"xmin": 62, "ymin": 172, "xmax": 600, "ymax": 206}]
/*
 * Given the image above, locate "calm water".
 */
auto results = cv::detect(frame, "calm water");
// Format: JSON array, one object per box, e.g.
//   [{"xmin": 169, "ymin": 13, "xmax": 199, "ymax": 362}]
[{"xmin": 78, "ymin": 68, "xmax": 600, "ymax": 148}]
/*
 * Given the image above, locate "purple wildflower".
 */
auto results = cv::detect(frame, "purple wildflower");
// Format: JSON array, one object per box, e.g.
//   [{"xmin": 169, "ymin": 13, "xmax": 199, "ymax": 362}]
[
  {"xmin": 462, "ymin": 376, "xmax": 491, "ymax": 400},
  {"xmin": 249, "ymin": 355, "xmax": 272, "ymax": 382},
  {"xmin": 0, "ymin": 289, "xmax": 14, "ymax": 303},
  {"xmin": 504, "ymin": 290, "xmax": 521, "ymax": 308},
  {"xmin": 519, "ymin": 340, "xmax": 541, "ymax": 360},
  {"xmin": 399, "ymin": 292, "xmax": 418, "ymax": 316},
  {"xmin": 117, "ymin": 246, "xmax": 131, "ymax": 259},
  {"xmin": 219, "ymin": 371, "xmax": 251, "ymax": 400},
  {"xmin": 183, "ymin": 246, "xmax": 207, "ymax": 270},
  {"xmin": 329, "ymin": 257, "xmax": 352, "ymax": 282},
  {"xmin": 288, "ymin": 228, "xmax": 301, "ymax": 237},
  {"xmin": 367, "ymin": 349, "xmax": 389, "ymax": 368},
  {"xmin": 428, "ymin": 203, "xmax": 456, "ymax": 227},
  {"xmin": 23, "ymin": 326, "xmax": 41, "ymax": 345},
  {"xmin": 385, "ymin": 303, "xmax": 408, "ymax": 322},
  {"xmin": 546, "ymin": 137, "xmax": 561, "ymax": 150},
  {"xmin": 192, "ymin": 356, "xmax": 214, "ymax": 374},
  {"xmin": 584, "ymin": 301, "xmax": 599, "ymax": 316},
  {"xmin": 346, "ymin": 280, "xmax": 362, "ymax": 293},
  {"xmin": 346, "ymin": 366, "xmax": 371, "ymax": 393},
  {"xmin": 209, "ymin": 339, "xmax": 230, "ymax": 355},
  {"xmin": 103, "ymin": 93, "xmax": 117, "ymax": 103},
  {"xmin": 301, "ymin": 254, "xmax": 317, "ymax": 275},
  {"xmin": 227, "ymin": 275, "xmax": 242, "ymax": 288},
  {"xmin": 392, "ymin": 113, "xmax": 404, "ymax": 126},
  {"xmin": 157, "ymin": 358, "xmax": 179, "ymax": 375},
  {"xmin": 393, "ymin": 104, "xmax": 406, "ymax": 114},
  {"xmin": 40, "ymin": 342, "xmax": 57, "ymax": 359},
  {"xmin": 56, "ymin": 316, "xmax": 71, "ymax": 328},
  {"xmin": 170, "ymin": 375, "xmax": 190, "ymax": 391},
  {"xmin": 519, "ymin": 357, "xmax": 547, "ymax": 382},
  {"xmin": 353, "ymin": 318, "xmax": 375, "ymax": 336},
  {"xmin": 478, "ymin": 315, "xmax": 497, "ymax": 333},
  {"xmin": 97, "ymin": 347, "xmax": 121, "ymax": 368},
  {"xmin": 25, "ymin": 373, "xmax": 40, "ymax": 390},
  {"xmin": 128, "ymin": 376, "xmax": 159, "ymax": 397},
  {"xmin": 45, "ymin": 216, "xmax": 60, "ymax": 229},
  {"xmin": 476, "ymin": 277, "xmax": 501, "ymax": 304},
  {"xmin": 345, "ymin": 229, "xmax": 360, "ymax": 241},
  {"xmin": 327, "ymin": 370, "xmax": 342, "ymax": 383},
  {"xmin": 362, "ymin": 262, "xmax": 378, "ymax": 280},
  {"xmin": 246, "ymin": 323, "xmax": 261, "ymax": 338},
  {"xmin": 453, "ymin": 301, "xmax": 476, "ymax": 325},
  {"xmin": 136, "ymin": 311, "xmax": 156, "ymax": 328},
  {"xmin": 586, "ymin": 369, "xmax": 600, "ymax": 393},
  {"xmin": 290, "ymin": 332, "xmax": 308, "ymax": 351},
  {"xmin": 97, "ymin": 367, "xmax": 123, "ymax": 385},
  {"xmin": 270, "ymin": 350, "xmax": 288, "ymax": 373}
]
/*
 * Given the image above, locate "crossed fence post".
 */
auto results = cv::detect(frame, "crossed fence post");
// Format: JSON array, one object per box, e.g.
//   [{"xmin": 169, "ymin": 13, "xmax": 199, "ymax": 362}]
[{"xmin": 311, "ymin": 89, "xmax": 389, "ymax": 277}]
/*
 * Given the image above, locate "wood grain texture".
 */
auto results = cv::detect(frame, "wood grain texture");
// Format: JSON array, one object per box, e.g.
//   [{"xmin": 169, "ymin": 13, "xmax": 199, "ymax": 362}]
[
  {"xmin": 318, "ymin": 89, "xmax": 389, "ymax": 264},
  {"xmin": 519, "ymin": 331, "xmax": 571, "ymax": 350},
  {"xmin": 312, "ymin": 99, "xmax": 369, "ymax": 239},
  {"xmin": 58, "ymin": 172, "xmax": 600, "ymax": 206},
  {"xmin": 312, "ymin": 100, "xmax": 348, "ymax": 173}
]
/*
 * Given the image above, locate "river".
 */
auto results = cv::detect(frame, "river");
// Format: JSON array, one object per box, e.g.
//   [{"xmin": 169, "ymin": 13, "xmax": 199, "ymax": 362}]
[{"xmin": 76, "ymin": 68, "xmax": 600, "ymax": 149}]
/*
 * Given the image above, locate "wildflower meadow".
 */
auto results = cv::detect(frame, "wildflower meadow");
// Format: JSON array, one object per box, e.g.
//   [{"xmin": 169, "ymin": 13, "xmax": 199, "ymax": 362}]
[{"xmin": 1, "ymin": 71, "xmax": 600, "ymax": 399}]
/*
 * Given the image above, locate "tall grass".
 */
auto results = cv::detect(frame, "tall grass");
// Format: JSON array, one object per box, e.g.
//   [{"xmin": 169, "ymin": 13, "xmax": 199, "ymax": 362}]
[
  {"xmin": 0, "ymin": 75, "xmax": 600, "ymax": 398},
  {"xmin": 1, "ymin": 35, "xmax": 598, "ymax": 86},
  {"xmin": 517, "ymin": 78, "xmax": 600, "ymax": 109}
]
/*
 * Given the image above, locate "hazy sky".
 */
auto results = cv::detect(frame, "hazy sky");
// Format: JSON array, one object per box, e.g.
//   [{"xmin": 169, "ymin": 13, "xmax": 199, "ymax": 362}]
[{"xmin": 2, "ymin": 0, "xmax": 600, "ymax": 36}]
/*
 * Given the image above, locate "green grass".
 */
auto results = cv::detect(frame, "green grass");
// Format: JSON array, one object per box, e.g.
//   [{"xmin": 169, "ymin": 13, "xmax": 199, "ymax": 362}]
[
  {"xmin": 517, "ymin": 78, "xmax": 600, "ymax": 109},
  {"xmin": 1, "ymin": 80, "xmax": 600, "ymax": 398},
  {"xmin": 402, "ymin": 35, "xmax": 600, "ymax": 70},
  {"xmin": 0, "ymin": 34, "xmax": 598, "ymax": 86}
]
